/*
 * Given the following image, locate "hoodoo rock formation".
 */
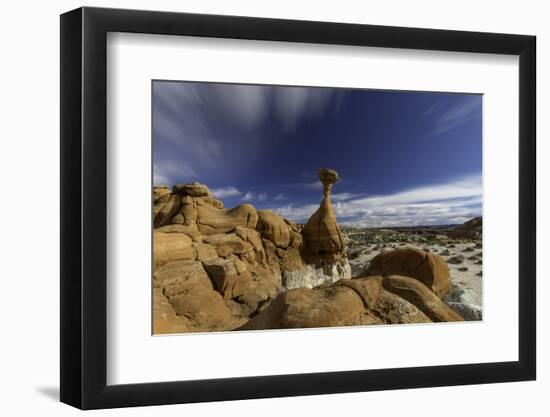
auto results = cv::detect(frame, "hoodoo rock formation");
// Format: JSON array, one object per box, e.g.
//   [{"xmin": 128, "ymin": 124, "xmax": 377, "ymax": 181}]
[
  {"xmin": 302, "ymin": 168, "xmax": 346, "ymax": 263},
  {"xmin": 284, "ymin": 168, "xmax": 352, "ymax": 289},
  {"xmin": 152, "ymin": 174, "xmax": 465, "ymax": 334}
]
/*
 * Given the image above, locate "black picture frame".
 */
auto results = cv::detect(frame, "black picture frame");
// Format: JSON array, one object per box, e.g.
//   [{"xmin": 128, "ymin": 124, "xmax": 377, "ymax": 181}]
[{"xmin": 60, "ymin": 6, "xmax": 536, "ymax": 410}]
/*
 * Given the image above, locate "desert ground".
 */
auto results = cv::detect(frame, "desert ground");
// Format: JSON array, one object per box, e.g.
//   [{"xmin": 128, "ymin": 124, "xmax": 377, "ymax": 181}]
[{"xmin": 344, "ymin": 222, "xmax": 482, "ymax": 321}]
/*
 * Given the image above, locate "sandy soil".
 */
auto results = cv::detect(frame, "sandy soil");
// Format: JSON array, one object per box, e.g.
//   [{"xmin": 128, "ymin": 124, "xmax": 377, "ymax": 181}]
[{"xmin": 344, "ymin": 228, "xmax": 482, "ymax": 321}]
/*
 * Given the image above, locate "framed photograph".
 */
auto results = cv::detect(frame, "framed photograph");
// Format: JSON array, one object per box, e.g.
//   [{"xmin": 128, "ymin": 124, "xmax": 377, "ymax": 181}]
[{"xmin": 60, "ymin": 7, "xmax": 536, "ymax": 409}]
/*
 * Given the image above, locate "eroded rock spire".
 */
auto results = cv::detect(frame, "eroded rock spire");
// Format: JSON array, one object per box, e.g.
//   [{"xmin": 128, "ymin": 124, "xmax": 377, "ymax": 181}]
[{"xmin": 301, "ymin": 168, "xmax": 347, "ymax": 265}]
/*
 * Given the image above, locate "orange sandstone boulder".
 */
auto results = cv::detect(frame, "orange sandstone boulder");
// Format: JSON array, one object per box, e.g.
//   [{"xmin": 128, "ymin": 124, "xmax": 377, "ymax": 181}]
[
  {"xmin": 203, "ymin": 233, "xmax": 254, "ymax": 256},
  {"xmin": 153, "ymin": 260, "xmax": 234, "ymax": 331},
  {"xmin": 371, "ymin": 289, "xmax": 432, "ymax": 324},
  {"xmin": 152, "ymin": 288, "xmax": 194, "ymax": 334},
  {"xmin": 256, "ymin": 210, "xmax": 291, "ymax": 248},
  {"xmin": 153, "ymin": 232, "xmax": 196, "ymax": 267},
  {"xmin": 154, "ymin": 193, "xmax": 182, "ymax": 228},
  {"xmin": 365, "ymin": 247, "xmax": 451, "ymax": 299},
  {"xmin": 381, "ymin": 275, "xmax": 463, "ymax": 322},
  {"xmin": 240, "ymin": 285, "xmax": 366, "ymax": 330}
]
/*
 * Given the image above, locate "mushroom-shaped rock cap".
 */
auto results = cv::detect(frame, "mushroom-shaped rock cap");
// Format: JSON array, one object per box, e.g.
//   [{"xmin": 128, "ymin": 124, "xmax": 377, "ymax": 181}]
[
  {"xmin": 173, "ymin": 182, "xmax": 212, "ymax": 197},
  {"xmin": 318, "ymin": 168, "xmax": 339, "ymax": 197},
  {"xmin": 318, "ymin": 168, "xmax": 339, "ymax": 185}
]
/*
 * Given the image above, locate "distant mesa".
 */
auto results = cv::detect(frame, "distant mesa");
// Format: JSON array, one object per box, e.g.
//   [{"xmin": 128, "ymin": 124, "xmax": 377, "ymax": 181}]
[{"xmin": 447, "ymin": 217, "xmax": 482, "ymax": 240}]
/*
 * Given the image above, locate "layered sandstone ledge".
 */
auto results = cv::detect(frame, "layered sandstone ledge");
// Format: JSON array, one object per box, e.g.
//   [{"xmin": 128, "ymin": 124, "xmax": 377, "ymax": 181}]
[{"xmin": 152, "ymin": 169, "xmax": 464, "ymax": 334}]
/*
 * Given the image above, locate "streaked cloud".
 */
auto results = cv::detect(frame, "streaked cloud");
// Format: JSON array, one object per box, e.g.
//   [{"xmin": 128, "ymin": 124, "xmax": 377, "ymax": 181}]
[
  {"xmin": 273, "ymin": 87, "xmax": 337, "ymax": 133},
  {"xmin": 422, "ymin": 101, "xmax": 442, "ymax": 118},
  {"xmin": 272, "ymin": 175, "xmax": 482, "ymax": 227},
  {"xmin": 211, "ymin": 186, "xmax": 242, "ymax": 198},
  {"xmin": 240, "ymin": 191, "xmax": 268, "ymax": 202},
  {"xmin": 284, "ymin": 181, "xmax": 323, "ymax": 190},
  {"xmin": 241, "ymin": 191, "xmax": 255, "ymax": 201},
  {"xmin": 153, "ymin": 161, "xmax": 196, "ymax": 186},
  {"xmin": 153, "ymin": 82, "xmax": 341, "ymax": 182},
  {"xmin": 274, "ymin": 193, "xmax": 288, "ymax": 202},
  {"xmin": 429, "ymin": 96, "xmax": 482, "ymax": 136},
  {"xmin": 332, "ymin": 192, "xmax": 362, "ymax": 202},
  {"xmin": 153, "ymin": 166, "xmax": 169, "ymax": 186},
  {"xmin": 274, "ymin": 203, "xmax": 319, "ymax": 222}
]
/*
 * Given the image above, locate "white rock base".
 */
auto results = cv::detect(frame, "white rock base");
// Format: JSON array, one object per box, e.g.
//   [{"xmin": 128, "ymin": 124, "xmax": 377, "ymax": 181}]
[{"xmin": 282, "ymin": 259, "xmax": 352, "ymax": 289}]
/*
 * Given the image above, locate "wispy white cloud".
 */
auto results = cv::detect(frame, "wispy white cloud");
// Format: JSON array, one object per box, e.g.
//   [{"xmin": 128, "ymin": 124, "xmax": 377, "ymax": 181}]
[
  {"xmin": 422, "ymin": 101, "xmax": 442, "ymax": 118},
  {"xmin": 241, "ymin": 191, "xmax": 255, "ymax": 201},
  {"xmin": 284, "ymin": 181, "xmax": 323, "ymax": 190},
  {"xmin": 274, "ymin": 203, "xmax": 319, "ymax": 222},
  {"xmin": 332, "ymin": 192, "xmax": 362, "ymax": 201},
  {"xmin": 153, "ymin": 85, "xmax": 223, "ymax": 168},
  {"xmin": 153, "ymin": 161, "xmax": 197, "ymax": 186},
  {"xmin": 206, "ymin": 84, "xmax": 269, "ymax": 131},
  {"xmin": 349, "ymin": 175, "xmax": 481, "ymax": 207},
  {"xmin": 154, "ymin": 82, "xmax": 336, "ymax": 147},
  {"xmin": 153, "ymin": 170, "xmax": 169, "ymax": 187},
  {"xmin": 429, "ymin": 96, "xmax": 482, "ymax": 136},
  {"xmin": 154, "ymin": 82, "xmax": 339, "ymax": 179},
  {"xmin": 272, "ymin": 175, "xmax": 482, "ymax": 227},
  {"xmin": 273, "ymin": 87, "xmax": 336, "ymax": 133},
  {"xmin": 240, "ymin": 191, "xmax": 268, "ymax": 202},
  {"xmin": 211, "ymin": 186, "xmax": 242, "ymax": 198},
  {"xmin": 274, "ymin": 193, "xmax": 288, "ymax": 202}
]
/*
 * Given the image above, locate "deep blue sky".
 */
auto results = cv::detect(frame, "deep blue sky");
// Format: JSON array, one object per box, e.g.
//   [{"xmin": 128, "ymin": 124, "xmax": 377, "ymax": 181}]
[{"xmin": 153, "ymin": 81, "xmax": 482, "ymax": 227}]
